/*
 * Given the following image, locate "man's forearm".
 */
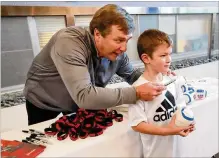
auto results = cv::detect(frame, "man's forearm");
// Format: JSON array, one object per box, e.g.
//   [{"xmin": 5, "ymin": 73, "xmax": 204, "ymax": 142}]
[{"xmin": 76, "ymin": 86, "xmax": 137, "ymax": 109}]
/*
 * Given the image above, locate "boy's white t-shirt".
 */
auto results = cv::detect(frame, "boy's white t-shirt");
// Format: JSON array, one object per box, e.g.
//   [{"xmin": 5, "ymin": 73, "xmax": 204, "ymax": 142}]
[{"xmin": 128, "ymin": 75, "xmax": 186, "ymax": 158}]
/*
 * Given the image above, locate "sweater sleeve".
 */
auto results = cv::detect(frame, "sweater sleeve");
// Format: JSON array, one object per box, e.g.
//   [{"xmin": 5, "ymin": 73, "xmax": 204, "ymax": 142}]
[{"xmin": 51, "ymin": 36, "xmax": 137, "ymax": 109}]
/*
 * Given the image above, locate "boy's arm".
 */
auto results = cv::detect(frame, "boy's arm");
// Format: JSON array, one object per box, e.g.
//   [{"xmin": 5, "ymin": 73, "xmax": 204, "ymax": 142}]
[
  {"xmin": 132, "ymin": 122, "xmax": 169, "ymax": 136},
  {"xmin": 128, "ymin": 100, "xmax": 148, "ymax": 128},
  {"xmin": 128, "ymin": 97, "xmax": 193, "ymax": 137},
  {"xmin": 132, "ymin": 115, "xmax": 194, "ymax": 137}
]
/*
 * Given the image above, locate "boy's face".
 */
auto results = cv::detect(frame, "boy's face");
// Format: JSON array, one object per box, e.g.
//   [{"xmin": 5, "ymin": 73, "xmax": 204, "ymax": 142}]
[
  {"xmin": 147, "ymin": 44, "xmax": 172, "ymax": 74},
  {"xmin": 94, "ymin": 25, "xmax": 132, "ymax": 61}
]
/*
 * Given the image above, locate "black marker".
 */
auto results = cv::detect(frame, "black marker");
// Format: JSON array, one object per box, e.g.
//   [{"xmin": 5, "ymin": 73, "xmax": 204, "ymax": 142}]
[
  {"xmin": 29, "ymin": 135, "xmax": 52, "ymax": 145},
  {"xmin": 29, "ymin": 129, "xmax": 45, "ymax": 135},
  {"xmin": 25, "ymin": 137, "xmax": 46, "ymax": 146},
  {"xmin": 22, "ymin": 139, "xmax": 40, "ymax": 146},
  {"xmin": 164, "ymin": 78, "xmax": 176, "ymax": 86},
  {"xmin": 22, "ymin": 130, "xmax": 52, "ymax": 138},
  {"xmin": 22, "ymin": 130, "xmax": 44, "ymax": 135}
]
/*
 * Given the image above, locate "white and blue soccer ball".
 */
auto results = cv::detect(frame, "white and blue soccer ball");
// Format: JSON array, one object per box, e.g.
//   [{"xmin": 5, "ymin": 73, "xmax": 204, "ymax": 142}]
[
  {"xmin": 181, "ymin": 83, "xmax": 207, "ymax": 104},
  {"xmin": 181, "ymin": 84, "xmax": 195, "ymax": 93},
  {"xmin": 183, "ymin": 91, "xmax": 195, "ymax": 104},
  {"xmin": 175, "ymin": 107, "xmax": 194, "ymax": 127}
]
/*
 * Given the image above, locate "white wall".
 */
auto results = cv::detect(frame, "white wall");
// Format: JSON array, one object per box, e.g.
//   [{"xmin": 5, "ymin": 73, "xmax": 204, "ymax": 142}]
[
  {"xmin": 1, "ymin": 104, "xmax": 28, "ymax": 132},
  {"xmin": 174, "ymin": 61, "xmax": 218, "ymax": 79},
  {"xmin": 1, "ymin": 61, "xmax": 218, "ymax": 133}
]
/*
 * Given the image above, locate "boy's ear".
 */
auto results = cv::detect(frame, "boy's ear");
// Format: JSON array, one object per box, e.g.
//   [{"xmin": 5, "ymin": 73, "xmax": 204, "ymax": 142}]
[{"xmin": 141, "ymin": 53, "xmax": 151, "ymax": 64}]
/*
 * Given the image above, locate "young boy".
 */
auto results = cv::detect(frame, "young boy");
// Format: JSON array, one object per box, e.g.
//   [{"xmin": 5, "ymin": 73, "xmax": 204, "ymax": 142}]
[{"xmin": 129, "ymin": 29, "xmax": 195, "ymax": 157}]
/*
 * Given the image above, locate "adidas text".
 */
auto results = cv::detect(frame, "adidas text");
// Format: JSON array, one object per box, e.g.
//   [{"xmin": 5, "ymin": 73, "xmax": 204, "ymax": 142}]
[{"xmin": 153, "ymin": 107, "xmax": 177, "ymax": 122}]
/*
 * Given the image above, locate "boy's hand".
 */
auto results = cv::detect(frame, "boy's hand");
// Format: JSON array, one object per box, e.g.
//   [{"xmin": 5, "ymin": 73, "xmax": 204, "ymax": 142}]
[
  {"xmin": 183, "ymin": 122, "xmax": 196, "ymax": 134},
  {"xmin": 164, "ymin": 115, "xmax": 194, "ymax": 137}
]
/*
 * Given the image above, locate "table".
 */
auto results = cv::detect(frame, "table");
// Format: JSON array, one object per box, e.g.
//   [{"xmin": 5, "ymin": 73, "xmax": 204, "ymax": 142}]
[
  {"xmin": 1, "ymin": 112, "xmax": 143, "ymax": 157},
  {"xmin": 175, "ymin": 94, "xmax": 218, "ymax": 157},
  {"xmin": 175, "ymin": 77, "xmax": 219, "ymax": 157},
  {"xmin": 1, "ymin": 78, "xmax": 218, "ymax": 157}
]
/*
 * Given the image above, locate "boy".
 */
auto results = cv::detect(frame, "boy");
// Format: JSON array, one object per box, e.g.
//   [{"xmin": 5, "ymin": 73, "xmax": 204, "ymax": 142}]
[{"xmin": 128, "ymin": 29, "xmax": 195, "ymax": 157}]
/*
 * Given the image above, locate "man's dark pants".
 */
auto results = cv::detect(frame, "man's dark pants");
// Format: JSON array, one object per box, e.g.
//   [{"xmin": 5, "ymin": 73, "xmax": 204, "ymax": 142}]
[{"xmin": 26, "ymin": 100, "xmax": 70, "ymax": 125}]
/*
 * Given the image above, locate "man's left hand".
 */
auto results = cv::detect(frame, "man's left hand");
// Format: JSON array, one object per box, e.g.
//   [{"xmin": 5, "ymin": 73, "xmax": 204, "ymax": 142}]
[{"xmin": 167, "ymin": 70, "xmax": 176, "ymax": 76}]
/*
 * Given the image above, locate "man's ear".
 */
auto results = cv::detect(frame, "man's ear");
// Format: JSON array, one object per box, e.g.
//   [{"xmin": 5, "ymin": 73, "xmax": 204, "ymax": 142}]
[
  {"xmin": 141, "ymin": 53, "xmax": 150, "ymax": 64},
  {"xmin": 94, "ymin": 28, "xmax": 101, "ymax": 40}
]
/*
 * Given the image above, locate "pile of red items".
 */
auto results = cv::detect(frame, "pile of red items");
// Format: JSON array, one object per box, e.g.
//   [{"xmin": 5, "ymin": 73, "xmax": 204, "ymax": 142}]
[{"xmin": 44, "ymin": 109, "xmax": 123, "ymax": 141}]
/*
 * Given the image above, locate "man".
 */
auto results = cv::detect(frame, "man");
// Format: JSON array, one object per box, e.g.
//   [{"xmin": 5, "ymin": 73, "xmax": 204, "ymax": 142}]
[{"xmin": 24, "ymin": 4, "xmax": 166, "ymax": 125}]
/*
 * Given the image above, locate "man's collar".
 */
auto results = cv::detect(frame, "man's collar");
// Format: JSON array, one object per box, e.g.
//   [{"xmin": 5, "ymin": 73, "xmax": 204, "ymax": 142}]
[{"xmin": 90, "ymin": 34, "xmax": 101, "ymax": 59}]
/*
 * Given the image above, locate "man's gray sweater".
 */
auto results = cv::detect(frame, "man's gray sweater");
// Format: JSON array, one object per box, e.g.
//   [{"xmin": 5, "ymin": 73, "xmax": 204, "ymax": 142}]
[{"xmin": 23, "ymin": 26, "xmax": 141, "ymax": 112}]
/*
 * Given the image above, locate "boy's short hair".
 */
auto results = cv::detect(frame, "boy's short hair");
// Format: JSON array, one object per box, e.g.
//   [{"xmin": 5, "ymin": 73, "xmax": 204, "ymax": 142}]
[
  {"xmin": 89, "ymin": 4, "xmax": 135, "ymax": 37},
  {"xmin": 137, "ymin": 29, "xmax": 172, "ymax": 60}
]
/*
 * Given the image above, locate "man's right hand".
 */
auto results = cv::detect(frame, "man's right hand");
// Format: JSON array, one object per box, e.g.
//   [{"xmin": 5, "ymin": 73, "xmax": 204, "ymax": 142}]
[{"xmin": 135, "ymin": 82, "xmax": 166, "ymax": 101}]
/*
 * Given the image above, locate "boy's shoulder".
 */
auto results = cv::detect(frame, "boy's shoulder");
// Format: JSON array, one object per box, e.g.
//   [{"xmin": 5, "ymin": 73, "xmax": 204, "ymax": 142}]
[
  {"xmin": 163, "ymin": 75, "xmax": 186, "ymax": 86},
  {"xmin": 132, "ymin": 76, "xmax": 149, "ymax": 87},
  {"xmin": 132, "ymin": 74, "xmax": 186, "ymax": 87}
]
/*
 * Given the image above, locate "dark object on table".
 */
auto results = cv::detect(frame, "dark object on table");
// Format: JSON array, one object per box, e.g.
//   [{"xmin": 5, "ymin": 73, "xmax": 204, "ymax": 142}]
[{"xmin": 44, "ymin": 108, "xmax": 123, "ymax": 141}]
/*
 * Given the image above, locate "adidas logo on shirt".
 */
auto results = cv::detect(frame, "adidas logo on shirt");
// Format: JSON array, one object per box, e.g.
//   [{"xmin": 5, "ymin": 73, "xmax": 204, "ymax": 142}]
[{"xmin": 153, "ymin": 90, "xmax": 177, "ymax": 122}]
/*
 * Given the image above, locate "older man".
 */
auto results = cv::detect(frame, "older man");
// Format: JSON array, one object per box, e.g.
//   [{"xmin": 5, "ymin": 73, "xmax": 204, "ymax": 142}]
[{"xmin": 24, "ymin": 4, "xmax": 166, "ymax": 125}]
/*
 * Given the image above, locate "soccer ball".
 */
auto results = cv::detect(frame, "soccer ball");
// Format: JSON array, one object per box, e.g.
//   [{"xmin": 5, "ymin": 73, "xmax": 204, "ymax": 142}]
[{"xmin": 175, "ymin": 107, "xmax": 194, "ymax": 127}]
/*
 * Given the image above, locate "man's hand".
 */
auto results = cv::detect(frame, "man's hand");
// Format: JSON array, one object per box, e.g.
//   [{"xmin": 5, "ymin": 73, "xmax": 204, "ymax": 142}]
[
  {"xmin": 167, "ymin": 69, "xmax": 176, "ymax": 76},
  {"xmin": 135, "ymin": 82, "xmax": 166, "ymax": 101}
]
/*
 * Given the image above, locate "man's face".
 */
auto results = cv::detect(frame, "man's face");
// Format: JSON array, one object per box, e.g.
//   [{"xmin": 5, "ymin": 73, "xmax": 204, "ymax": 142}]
[
  {"xmin": 149, "ymin": 44, "xmax": 172, "ymax": 74},
  {"xmin": 94, "ymin": 25, "xmax": 132, "ymax": 61}
]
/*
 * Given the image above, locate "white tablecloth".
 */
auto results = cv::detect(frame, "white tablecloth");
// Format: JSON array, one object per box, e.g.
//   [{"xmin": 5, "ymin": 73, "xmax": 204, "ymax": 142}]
[
  {"xmin": 1, "ymin": 78, "xmax": 218, "ymax": 157},
  {"xmin": 1, "ymin": 112, "xmax": 143, "ymax": 157},
  {"xmin": 175, "ymin": 94, "xmax": 218, "ymax": 157},
  {"xmin": 174, "ymin": 77, "xmax": 218, "ymax": 157}
]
